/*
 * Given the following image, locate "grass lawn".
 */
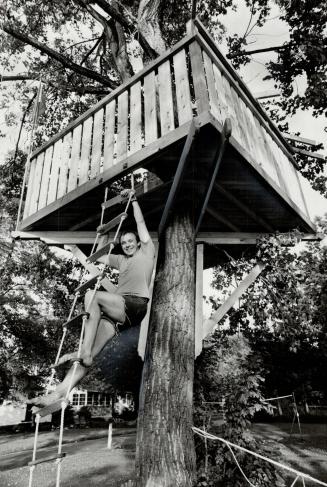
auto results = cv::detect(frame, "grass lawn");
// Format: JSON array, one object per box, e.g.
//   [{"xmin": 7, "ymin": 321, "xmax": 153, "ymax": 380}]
[{"xmin": 0, "ymin": 422, "xmax": 327, "ymax": 486}]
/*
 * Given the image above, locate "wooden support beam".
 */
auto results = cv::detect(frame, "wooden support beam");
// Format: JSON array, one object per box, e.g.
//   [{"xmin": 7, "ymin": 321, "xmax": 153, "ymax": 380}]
[
  {"xmin": 283, "ymin": 134, "xmax": 319, "ymax": 147},
  {"xmin": 12, "ymin": 230, "xmax": 322, "ymax": 246},
  {"xmin": 195, "ymin": 244, "xmax": 204, "ymax": 358},
  {"xmin": 292, "ymin": 147, "xmax": 325, "ymax": 161},
  {"xmin": 206, "ymin": 206, "xmax": 240, "ymax": 232},
  {"xmin": 214, "ymin": 182, "xmax": 274, "ymax": 232},
  {"xmin": 158, "ymin": 120, "xmax": 199, "ymax": 239},
  {"xmin": 195, "ymin": 118, "xmax": 232, "ymax": 235},
  {"xmin": 202, "ymin": 262, "xmax": 265, "ymax": 339},
  {"xmin": 138, "ymin": 242, "xmax": 159, "ymax": 360}
]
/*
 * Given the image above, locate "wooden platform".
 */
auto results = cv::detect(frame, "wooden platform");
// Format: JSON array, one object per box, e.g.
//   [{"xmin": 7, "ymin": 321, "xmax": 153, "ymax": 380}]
[{"xmin": 17, "ymin": 19, "xmax": 315, "ymax": 243}]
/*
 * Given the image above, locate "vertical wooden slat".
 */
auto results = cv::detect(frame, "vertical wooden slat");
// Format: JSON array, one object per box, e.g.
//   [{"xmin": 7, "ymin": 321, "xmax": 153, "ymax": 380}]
[
  {"xmin": 47, "ymin": 139, "xmax": 63, "ymax": 204},
  {"xmin": 195, "ymin": 243, "xmax": 204, "ymax": 358},
  {"xmin": 57, "ymin": 132, "xmax": 72, "ymax": 198},
  {"xmin": 90, "ymin": 108, "xmax": 104, "ymax": 179},
  {"xmin": 103, "ymin": 100, "xmax": 116, "ymax": 171},
  {"xmin": 143, "ymin": 72, "xmax": 157, "ymax": 146},
  {"xmin": 29, "ymin": 152, "xmax": 45, "ymax": 214},
  {"xmin": 67, "ymin": 124, "xmax": 82, "ymax": 192},
  {"xmin": 130, "ymin": 81, "xmax": 142, "ymax": 154},
  {"xmin": 79, "ymin": 117, "xmax": 93, "ymax": 185},
  {"xmin": 158, "ymin": 60, "xmax": 175, "ymax": 135},
  {"xmin": 23, "ymin": 158, "xmax": 37, "ymax": 218},
  {"xmin": 238, "ymin": 99, "xmax": 258, "ymax": 157},
  {"xmin": 38, "ymin": 145, "xmax": 54, "ymax": 209},
  {"xmin": 265, "ymin": 133, "xmax": 288, "ymax": 193},
  {"xmin": 173, "ymin": 49, "xmax": 193, "ymax": 126},
  {"xmin": 222, "ymin": 75, "xmax": 242, "ymax": 142},
  {"xmin": 202, "ymin": 52, "xmax": 221, "ymax": 122},
  {"xmin": 116, "ymin": 91, "xmax": 129, "ymax": 163},
  {"xmin": 253, "ymin": 117, "xmax": 272, "ymax": 170},
  {"xmin": 230, "ymin": 87, "xmax": 250, "ymax": 151},
  {"xmin": 259, "ymin": 127, "xmax": 280, "ymax": 184},
  {"xmin": 246, "ymin": 107, "xmax": 265, "ymax": 166},
  {"xmin": 212, "ymin": 63, "xmax": 228, "ymax": 121},
  {"xmin": 189, "ymin": 41, "xmax": 209, "ymax": 113}
]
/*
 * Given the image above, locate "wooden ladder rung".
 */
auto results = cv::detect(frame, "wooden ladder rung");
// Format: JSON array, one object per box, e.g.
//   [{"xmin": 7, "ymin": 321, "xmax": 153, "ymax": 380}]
[
  {"xmin": 28, "ymin": 452, "xmax": 66, "ymax": 466},
  {"xmin": 101, "ymin": 194, "xmax": 123, "ymax": 211},
  {"xmin": 97, "ymin": 212, "xmax": 128, "ymax": 235},
  {"xmin": 75, "ymin": 275, "xmax": 100, "ymax": 293},
  {"xmin": 34, "ymin": 399, "xmax": 69, "ymax": 418},
  {"xmin": 62, "ymin": 312, "xmax": 89, "ymax": 328},
  {"xmin": 86, "ymin": 242, "xmax": 115, "ymax": 264}
]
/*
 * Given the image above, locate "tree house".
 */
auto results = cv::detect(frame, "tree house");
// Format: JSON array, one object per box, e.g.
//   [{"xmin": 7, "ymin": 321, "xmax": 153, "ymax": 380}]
[
  {"xmin": 16, "ymin": 20, "xmax": 314, "ymax": 245},
  {"xmin": 14, "ymin": 18, "xmax": 317, "ymax": 487}
]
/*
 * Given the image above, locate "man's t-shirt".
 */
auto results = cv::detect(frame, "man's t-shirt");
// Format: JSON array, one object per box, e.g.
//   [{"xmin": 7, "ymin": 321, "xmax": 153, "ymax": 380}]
[{"xmin": 108, "ymin": 240, "xmax": 156, "ymax": 299}]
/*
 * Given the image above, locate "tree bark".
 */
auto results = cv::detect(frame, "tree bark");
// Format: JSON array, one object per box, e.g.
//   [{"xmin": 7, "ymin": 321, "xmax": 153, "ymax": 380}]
[
  {"xmin": 135, "ymin": 208, "xmax": 196, "ymax": 487},
  {"xmin": 138, "ymin": 0, "xmax": 166, "ymax": 60}
]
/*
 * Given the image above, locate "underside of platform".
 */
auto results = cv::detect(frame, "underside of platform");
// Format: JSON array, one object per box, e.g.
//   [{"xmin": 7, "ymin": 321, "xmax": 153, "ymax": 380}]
[{"xmin": 17, "ymin": 120, "xmax": 315, "ymax": 241}]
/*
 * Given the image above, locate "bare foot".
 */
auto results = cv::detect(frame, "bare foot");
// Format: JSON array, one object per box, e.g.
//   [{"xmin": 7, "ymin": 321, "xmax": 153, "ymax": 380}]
[
  {"xmin": 27, "ymin": 391, "xmax": 64, "ymax": 407},
  {"xmin": 55, "ymin": 351, "xmax": 93, "ymax": 368}
]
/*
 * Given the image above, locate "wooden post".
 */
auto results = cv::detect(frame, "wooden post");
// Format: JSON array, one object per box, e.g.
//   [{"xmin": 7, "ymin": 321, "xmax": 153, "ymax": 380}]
[
  {"xmin": 135, "ymin": 209, "xmax": 196, "ymax": 487},
  {"xmin": 195, "ymin": 244, "xmax": 204, "ymax": 358}
]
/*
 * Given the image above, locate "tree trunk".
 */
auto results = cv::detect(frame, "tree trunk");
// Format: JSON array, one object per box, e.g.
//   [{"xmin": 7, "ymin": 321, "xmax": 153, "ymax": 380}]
[
  {"xmin": 135, "ymin": 209, "xmax": 196, "ymax": 487},
  {"xmin": 138, "ymin": 0, "xmax": 166, "ymax": 61}
]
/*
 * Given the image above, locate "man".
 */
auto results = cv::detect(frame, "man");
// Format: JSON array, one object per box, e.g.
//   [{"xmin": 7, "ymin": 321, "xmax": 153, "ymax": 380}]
[{"xmin": 29, "ymin": 190, "xmax": 155, "ymax": 408}]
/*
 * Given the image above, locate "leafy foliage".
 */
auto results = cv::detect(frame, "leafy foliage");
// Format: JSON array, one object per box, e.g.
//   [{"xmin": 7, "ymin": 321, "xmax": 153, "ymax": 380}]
[{"xmin": 194, "ymin": 333, "xmax": 284, "ymax": 486}]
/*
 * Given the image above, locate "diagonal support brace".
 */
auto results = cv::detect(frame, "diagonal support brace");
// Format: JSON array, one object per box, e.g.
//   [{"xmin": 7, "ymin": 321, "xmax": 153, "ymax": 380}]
[
  {"xmin": 158, "ymin": 120, "xmax": 199, "ymax": 239},
  {"xmin": 195, "ymin": 118, "xmax": 232, "ymax": 235},
  {"xmin": 203, "ymin": 261, "xmax": 265, "ymax": 339}
]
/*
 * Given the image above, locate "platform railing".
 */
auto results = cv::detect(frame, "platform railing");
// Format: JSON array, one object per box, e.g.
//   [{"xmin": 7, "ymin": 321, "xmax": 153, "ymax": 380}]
[{"xmin": 21, "ymin": 20, "xmax": 309, "ymax": 223}]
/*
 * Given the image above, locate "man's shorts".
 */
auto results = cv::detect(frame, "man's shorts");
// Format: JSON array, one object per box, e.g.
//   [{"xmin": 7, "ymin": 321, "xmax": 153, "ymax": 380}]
[{"xmin": 121, "ymin": 295, "xmax": 149, "ymax": 330}]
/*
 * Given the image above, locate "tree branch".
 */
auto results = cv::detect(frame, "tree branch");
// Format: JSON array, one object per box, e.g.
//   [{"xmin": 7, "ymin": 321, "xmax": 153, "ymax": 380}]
[
  {"xmin": 228, "ymin": 45, "xmax": 286, "ymax": 59},
  {"xmin": 0, "ymin": 74, "xmax": 110, "ymax": 95},
  {"xmin": 2, "ymin": 23, "xmax": 118, "ymax": 89}
]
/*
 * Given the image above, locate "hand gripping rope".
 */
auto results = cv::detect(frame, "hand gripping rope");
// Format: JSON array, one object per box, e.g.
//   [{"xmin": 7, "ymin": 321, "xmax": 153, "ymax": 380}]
[{"xmin": 28, "ymin": 185, "xmax": 135, "ymax": 487}]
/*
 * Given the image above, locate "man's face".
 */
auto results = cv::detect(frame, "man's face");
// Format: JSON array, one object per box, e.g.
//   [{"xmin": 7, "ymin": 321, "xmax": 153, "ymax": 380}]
[{"xmin": 121, "ymin": 233, "xmax": 138, "ymax": 256}]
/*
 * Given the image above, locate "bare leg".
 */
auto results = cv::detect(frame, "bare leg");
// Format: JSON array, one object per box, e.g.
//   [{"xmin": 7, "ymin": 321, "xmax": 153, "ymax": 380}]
[
  {"xmin": 80, "ymin": 291, "xmax": 125, "ymax": 365},
  {"xmin": 28, "ymin": 319, "xmax": 117, "ymax": 407}
]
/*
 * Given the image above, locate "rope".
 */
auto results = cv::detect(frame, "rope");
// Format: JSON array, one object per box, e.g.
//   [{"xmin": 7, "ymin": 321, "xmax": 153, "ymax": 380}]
[
  {"xmin": 192, "ymin": 427, "xmax": 327, "ymax": 487},
  {"xmin": 28, "ymin": 186, "xmax": 133, "ymax": 486},
  {"xmin": 265, "ymin": 394, "xmax": 293, "ymax": 401}
]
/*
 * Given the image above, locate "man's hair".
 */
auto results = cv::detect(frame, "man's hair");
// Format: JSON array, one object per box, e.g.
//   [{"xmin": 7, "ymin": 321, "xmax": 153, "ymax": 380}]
[{"xmin": 119, "ymin": 229, "xmax": 140, "ymax": 245}]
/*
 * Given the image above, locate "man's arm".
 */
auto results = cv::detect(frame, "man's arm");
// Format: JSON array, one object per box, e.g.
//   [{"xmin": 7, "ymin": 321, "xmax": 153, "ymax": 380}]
[{"xmin": 132, "ymin": 198, "xmax": 151, "ymax": 243}]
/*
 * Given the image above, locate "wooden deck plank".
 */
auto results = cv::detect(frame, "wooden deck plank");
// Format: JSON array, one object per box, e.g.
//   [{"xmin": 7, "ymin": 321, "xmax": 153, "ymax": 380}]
[
  {"xmin": 79, "ymin": 117, "xmax": 93, "ymax": 185},
  {"xmin": 189, "ymin": 41, "xmax": 209, "ymax": 114},
  {"xmin": 158, "ymin": 60, "xmax": 175, "ymax": 135},
  {"xmin": 143, "ymin": 71, "xmax": 157, "ymax": 145},
  {"xmin": 103, "ymin": 99, "xmax": 116, "ymax": 171},
  {"xmin": 173, "ymin": 49, "xmax": 193, "ymax": 125},
  {"xmin": 23, "ymin": 159, "xmax": 37, "ymax": 218},
  {"xmin": 90, "ymin": 108, "xmax": 104, "ymax": 178},
  {"xmin": 203, "ymin": 51, "xmax": 221, "ymax": 122},
  {"xmin": 67, "ymin": 124, "xmax": 82, "ymax": 193},
  {"xmin": 212, "ymin": 63, "xmax": 227, "ymax": 122},
  {"xmin": 129, "ymin": 81, "xmax": 142, "ymax": 154},
  {"xmin": 57, "ymin": 132, "xmax": 72, "ymax": 199},
  {"xmin": 47, "ymin": 139, "xmax": 63, "ymax": 204},
  {"xmin": 38, "ymin": 146, "xmax": 53, "ymax": 210},
  {"xmin": 29, "ymin": 153, "xmax": 45, "ymax": 215},
  {"xmin": 116, "ymin": 91, "xmax": 129, "ymax": 163}
]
